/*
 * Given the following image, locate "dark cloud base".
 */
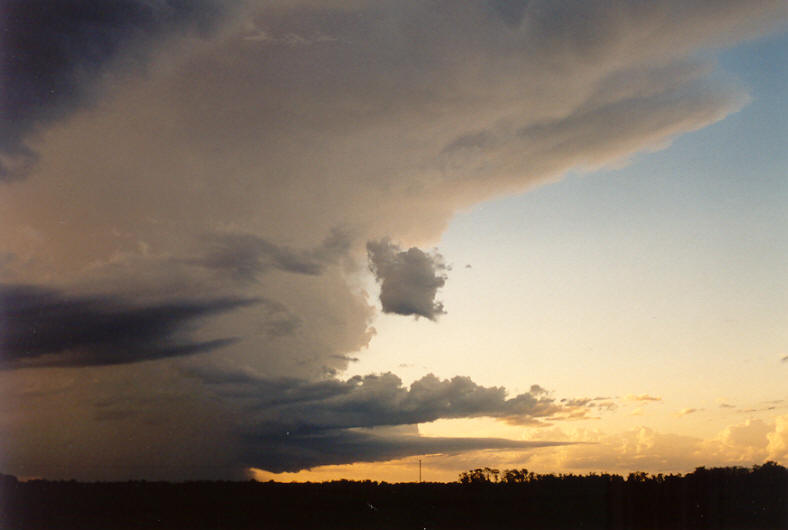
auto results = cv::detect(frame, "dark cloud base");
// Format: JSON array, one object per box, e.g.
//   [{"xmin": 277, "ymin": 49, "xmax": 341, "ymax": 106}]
[
  {"xmin": 178, "ymin": 366, "xmax": 599, "ymax": 473},
  {"xmin": 0, "ymin": 283, "xmax": 258, "ymax": 368},
  {"xmin": 187, "ymin": 368, "xmax": 589, "ymax": 433},
  {"xmin": 241, "ymin": 428, "xmax": 575, "ymax": 473}
]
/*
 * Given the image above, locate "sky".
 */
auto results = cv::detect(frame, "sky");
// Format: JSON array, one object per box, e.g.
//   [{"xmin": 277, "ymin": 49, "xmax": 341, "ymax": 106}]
[{"xmin": 0, "ymin": 0, "xmax": 786, "ymax": 483}]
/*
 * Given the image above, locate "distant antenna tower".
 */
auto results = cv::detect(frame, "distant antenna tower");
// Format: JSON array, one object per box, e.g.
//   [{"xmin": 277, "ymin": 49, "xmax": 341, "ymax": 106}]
[{"xmin": 419, "ymin": 459, "xmax": 422, "ymax": 483}]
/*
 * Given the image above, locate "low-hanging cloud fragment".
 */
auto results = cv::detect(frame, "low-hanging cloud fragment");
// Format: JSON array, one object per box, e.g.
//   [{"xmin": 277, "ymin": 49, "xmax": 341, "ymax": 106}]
[
  {"xmin": 367, "ymin": 239, "xmax": 448, "ymax": 320},
  {"xmin": 0, "ymin": 283, "xmax": 258, "ymax": 368}
]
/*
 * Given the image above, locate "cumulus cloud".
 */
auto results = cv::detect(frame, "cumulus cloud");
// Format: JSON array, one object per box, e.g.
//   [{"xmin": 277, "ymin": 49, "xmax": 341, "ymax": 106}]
[
  {"xmin": 515, "ymin": 416, "xmax": 788, "ymax": 474},
  {"xmin": 676, "ymin": 408, "xmax": 701, "ymax": 417},
  {"xmin": 186, "ymin": 367, "xmax": 598, "ymax": 431},
  {"xmin": 367, "ymin": 240, "xmax": 447, "ymax": 319},
  {"xmin": 0, "ymin": 283, "xmax": 257, "ymax": 368},
  {"xmin": 180, "ymin": 367, "xmax": 593, "ymax": 471},
  {"xmin": 767, "ymin": 415, "xmax": 788, "ymax": 462},
  {"xmin": 398, "ymin": 417, "xmax": 788, "ymax": 481},
  {"xmin": 717, "ymin": 419, "xmax": 772, "ymax": 461}
]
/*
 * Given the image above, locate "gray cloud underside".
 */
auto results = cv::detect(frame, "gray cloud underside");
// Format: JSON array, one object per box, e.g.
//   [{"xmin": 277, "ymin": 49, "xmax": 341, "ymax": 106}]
[
  {"xmin": 367, "ymin": 239, "xmax": 447, "ymax": 320},
  {"xmin": 61, "ymin": 365, "xmax": 596, "ymax": 475},
  {"xmin": 177, "ymin": 366, "xmax": 594, "ymax": 472},
  {"xmin": 241, "ymin": 429, "xmax": 575, "ymax": 473},
  {"xmin": 185, "ymin": 368, "xmax": 587, "ymax": 432},
  {"xmin": 0, "ymin": 283, "xmax": 257, "ymax": 368}
]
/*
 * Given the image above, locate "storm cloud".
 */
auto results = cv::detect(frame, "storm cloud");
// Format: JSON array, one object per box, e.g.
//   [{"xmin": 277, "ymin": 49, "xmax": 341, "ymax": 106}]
[
  {"xmin": 180, "ymin": 366, "xmax": 594, "ymax": 472},
  {"xmin": 0, "ymin": 0, "xmax": 784, "ymax": 479},
  {"xmin": 0, "ymin": 283, "xmax": 257, "ymax": 368},
  {"xmin": 186, "ymin": 368, "xmax": 593, "ymax": 432},
  {"xmin": 241, "ymin": 428, "xmax": 574, "ymax": 473},
  {"xmin": 0, "ymin": 0, "xmax": 227, "ymax": 181},
  {"xmin": 367, "ymin": 240, "xmax": 447, "ymax": 320}
]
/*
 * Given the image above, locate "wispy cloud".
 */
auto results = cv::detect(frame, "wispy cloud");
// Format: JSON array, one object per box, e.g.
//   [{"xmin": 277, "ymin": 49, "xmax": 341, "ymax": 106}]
[{"xmin": 625, "ymin": 394, "xmax": 662, "ymax": 402}]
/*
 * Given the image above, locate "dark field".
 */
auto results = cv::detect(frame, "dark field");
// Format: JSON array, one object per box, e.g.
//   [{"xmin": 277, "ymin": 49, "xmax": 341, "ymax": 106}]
[{"xmin": 1, "ymin": 463, "xmax": 786, "ymax": 529}]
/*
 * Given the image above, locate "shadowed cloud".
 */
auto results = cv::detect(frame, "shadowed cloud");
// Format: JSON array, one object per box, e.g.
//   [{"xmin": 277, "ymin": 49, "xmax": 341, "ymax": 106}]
[
  {"xmin": 0, "ymin": 0, "xmax": 228, "ymax": 181},
  {"xmin": 367, "ymin": 239, "xmax": 448, "ymax": 320},
  {"xmin": 185, "ymin": 366, "xmax": 597, "ymax": 434},
  {"xmin": 241, "ymin": 428, "xmax": 576, "ymax": 473},
  {"xmin": 188, "ymin": 228, "xmax": 352, "ymax": 282},
  {"xmin": 0, "ymin": 283, "xmax": 258, "ymax": 368},
  {"xmin": 180, "ymin": 364, "xmax": 590, "ymax": 472}
]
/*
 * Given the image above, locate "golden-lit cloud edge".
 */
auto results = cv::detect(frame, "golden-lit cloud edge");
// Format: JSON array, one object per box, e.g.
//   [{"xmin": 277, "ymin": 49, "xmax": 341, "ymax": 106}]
[{"xmin": 252, "ymin": 413, "xmax": 788, "ymax": 483}]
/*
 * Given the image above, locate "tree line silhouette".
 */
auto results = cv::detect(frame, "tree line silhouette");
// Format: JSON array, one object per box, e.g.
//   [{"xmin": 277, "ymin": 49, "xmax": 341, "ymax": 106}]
[{"xmin": 1, "ymin": 462, "xmax": 785, "ymax": 529}]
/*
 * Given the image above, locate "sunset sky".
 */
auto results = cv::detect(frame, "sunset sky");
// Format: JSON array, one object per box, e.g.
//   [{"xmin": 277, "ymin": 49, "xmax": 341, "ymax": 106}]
[{"xmin": 1, "ymin": 0, "xmax": 786, "ymax": 483}]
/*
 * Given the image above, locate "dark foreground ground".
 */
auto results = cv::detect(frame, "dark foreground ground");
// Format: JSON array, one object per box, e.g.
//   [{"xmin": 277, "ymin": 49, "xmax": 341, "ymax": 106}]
[{"xmin": 1, "ymin": 463, "xmax": 786, "ymax": 529}]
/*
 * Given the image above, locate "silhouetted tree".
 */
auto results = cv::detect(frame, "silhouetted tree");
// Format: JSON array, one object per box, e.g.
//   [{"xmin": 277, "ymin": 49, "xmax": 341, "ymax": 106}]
[
  {"xmin": 503, "ymin": 468, "xmax": 528, "ymax": 484},
  {"xmin": 1, "ymin": 462, "xmax": 785, "ymax": 529}
]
